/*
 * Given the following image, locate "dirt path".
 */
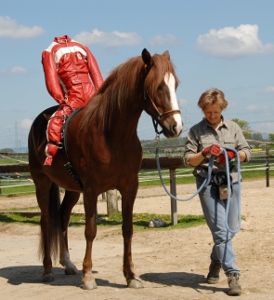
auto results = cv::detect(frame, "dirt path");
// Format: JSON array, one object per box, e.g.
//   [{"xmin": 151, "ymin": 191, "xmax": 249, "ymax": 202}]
[{"xmin": 0, "ymin": 179, "xmax": 274, "ymax": 299}]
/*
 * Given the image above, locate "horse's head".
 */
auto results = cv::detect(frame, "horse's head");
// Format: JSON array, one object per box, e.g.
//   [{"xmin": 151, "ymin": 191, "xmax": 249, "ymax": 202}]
[{"xmin": 142, "ymin": 48, "xmax": 183, "ymax": 138}]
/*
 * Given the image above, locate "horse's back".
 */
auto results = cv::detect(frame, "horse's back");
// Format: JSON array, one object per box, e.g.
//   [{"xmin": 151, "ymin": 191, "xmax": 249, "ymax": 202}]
[
  {"xmin": 29, "ymin": 106, "xmax": 58, "ymax": 146},
  {"xmin": 28, "ymin": 106, "xmax": 58, "ymax": 171}
]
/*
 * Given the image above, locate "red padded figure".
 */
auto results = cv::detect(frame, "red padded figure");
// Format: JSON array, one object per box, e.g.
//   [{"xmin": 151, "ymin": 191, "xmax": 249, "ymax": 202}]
[{"xmin": 42, "ymin": 35, "xmax": 103, "ymax": 166}]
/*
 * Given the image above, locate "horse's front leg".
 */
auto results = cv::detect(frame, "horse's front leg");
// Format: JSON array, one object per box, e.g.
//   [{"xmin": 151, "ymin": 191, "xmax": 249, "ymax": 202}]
[
  {"xmin": 81, "ymin": 190, "xmax": 98, "ymax": 290},
  {"xmin": 121, "ymin": 183, "xmax": 144, "ymax": 289},
  {"xmin": 59, "ymin": 190, "xmax": 81, "ymax": 275}
]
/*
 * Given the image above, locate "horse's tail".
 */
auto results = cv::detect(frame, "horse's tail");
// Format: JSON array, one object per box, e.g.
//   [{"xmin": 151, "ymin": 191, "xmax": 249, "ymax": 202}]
[{"xmin": 38, "ymin": 182, "xmax": 64, "ymax": 263}]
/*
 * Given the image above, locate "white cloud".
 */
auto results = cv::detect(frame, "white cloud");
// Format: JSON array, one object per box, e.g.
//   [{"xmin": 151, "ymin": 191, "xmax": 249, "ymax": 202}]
[
  {"xmin": 246, "ymin": 104, "xmax": 269, "ymax": 111},
  {"xmin": 2, "ymin": 118, "xmax": 31, "ymax": 130},
  {"xmin": 11, "ymin": 67, "xmax": 28, "ymax": 74},
  {"xmin": 0, "ymin": 66, "xmax": 28, "ymax": 75},
  {"xmin": 0, "ymin": 16, "xmax": 46, "ymax": 38},
  {"xmin": 262, "ymin": 86, "xmax": 274, "ymax": 93},
  {"xmin": 197, "ymin": 24, "xmax": 274, "ymax": 58},
  {"xmin": 149, "ymin": 34, "xmax": 183, "ymax": 47},
  {"xmin": 74, "ymin": 29, "xmax": 142, "ymax": 48},
  {"xmin": 20, "ymin": 118, "xmax": 33, "ymax": 129}
]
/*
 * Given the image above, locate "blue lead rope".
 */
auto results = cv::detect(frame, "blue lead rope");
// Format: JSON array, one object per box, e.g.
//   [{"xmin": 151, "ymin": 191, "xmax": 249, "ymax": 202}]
[
  {"xmin": 155, "ymin": 141, "xmax": 242, "ymax": 234},
  {"xmin": 223, "ymin": 147, "xmax": 241, "ymax": 234}
]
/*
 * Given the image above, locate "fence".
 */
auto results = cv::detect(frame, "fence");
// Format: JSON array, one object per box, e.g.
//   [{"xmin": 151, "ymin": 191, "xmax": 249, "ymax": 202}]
[{"xmin": 1, "ymin": 150, "xmax": 274, "ymax": 225}]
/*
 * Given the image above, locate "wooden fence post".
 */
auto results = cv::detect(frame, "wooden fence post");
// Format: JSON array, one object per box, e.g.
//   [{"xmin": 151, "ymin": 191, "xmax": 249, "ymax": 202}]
[
  {"xmin": 106, "ymin": 189, "xmax": 118, "ymax": 216},
  {"xmin": 266, "ymin": 147, "xmax": 269, "ymax": 187},
  {"xmin": 170, "ymin": 168, "xmax": 178, "ymax": 225}
]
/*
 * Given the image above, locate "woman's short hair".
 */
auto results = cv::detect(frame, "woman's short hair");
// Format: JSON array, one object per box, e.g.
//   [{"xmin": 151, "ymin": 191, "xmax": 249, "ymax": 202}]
[{"xmin": 198, "ymin": 88, "xmax": 228, "ymax": 111}]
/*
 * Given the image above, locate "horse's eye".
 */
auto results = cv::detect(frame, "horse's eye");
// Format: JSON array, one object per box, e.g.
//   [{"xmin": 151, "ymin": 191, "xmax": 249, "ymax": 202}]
[{"xmin": 157, "ymin": 85, "xmax": 163, "ymax": 91}]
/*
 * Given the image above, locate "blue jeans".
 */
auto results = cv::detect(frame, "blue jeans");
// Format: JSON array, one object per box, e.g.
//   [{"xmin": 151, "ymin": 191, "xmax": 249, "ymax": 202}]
[{"xmin": 196, "ymin": 175, "xmax": 240, "ymax": 275}]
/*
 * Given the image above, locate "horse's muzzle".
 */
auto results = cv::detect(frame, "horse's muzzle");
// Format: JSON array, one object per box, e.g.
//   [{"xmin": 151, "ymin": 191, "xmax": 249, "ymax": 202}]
[{"xmin": 162, "ymin": 117, "xmax": 183, "ymax": 138}]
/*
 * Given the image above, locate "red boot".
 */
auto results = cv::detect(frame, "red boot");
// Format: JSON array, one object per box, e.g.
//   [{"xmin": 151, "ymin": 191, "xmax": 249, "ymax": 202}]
[{"xmin": 44, "ymin": 143, "xmax": 60, "ymax": 166}]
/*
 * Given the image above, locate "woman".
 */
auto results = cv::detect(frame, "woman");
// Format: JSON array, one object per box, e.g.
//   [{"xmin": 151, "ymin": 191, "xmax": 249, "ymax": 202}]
[{"xmin": 183, "ymin": 88, "xmax": 251, "ymax": 296}]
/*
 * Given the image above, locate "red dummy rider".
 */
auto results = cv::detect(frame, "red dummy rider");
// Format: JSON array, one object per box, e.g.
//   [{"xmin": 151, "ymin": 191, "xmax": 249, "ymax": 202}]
[{"xmin": 42, "ymin": 35, "xmax": 103, "ymax": 166}]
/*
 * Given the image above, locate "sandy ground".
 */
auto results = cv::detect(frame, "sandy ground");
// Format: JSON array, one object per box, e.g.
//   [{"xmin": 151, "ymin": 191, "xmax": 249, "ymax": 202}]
[{"xmin": 0, "ymin": 179, "xmax": 274, "ymax": 299}]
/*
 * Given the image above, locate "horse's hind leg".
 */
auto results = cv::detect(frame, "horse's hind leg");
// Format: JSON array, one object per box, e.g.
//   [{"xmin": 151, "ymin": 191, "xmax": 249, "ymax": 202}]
[
  {"xmin": 59, "ymin": 190, "xmax": 80, "ymax": 275},
  {"xmin": 36, "ymin": 180, "xmax": 61, "ymax": 282}
]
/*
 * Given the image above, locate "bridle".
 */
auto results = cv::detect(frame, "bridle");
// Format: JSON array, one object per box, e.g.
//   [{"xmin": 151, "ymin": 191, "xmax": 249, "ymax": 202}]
[{"xmin": 143, "ymin": 68, "xmax": 181, "ymax": 135}]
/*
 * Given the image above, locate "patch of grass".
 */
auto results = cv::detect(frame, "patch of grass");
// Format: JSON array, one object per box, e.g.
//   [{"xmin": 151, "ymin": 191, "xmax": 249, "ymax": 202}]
[
  {"xmin": 241, "ymin": 170, "xmax": 274, "ymax": 180},
  {"xmin": 138, "ymin": 169, "xmax": 274, "ymax": 187},
  {"xmin": 0, "ymin": 212, "xmax": 86, "ymax": 226},
  {"xmin": 0, "ymin": 212, "xmax": 41, "ymax": 225},
  {"xmin": 0, "ymin": 212, "xmax": 206, "ymax": 230},
  {"xmin": 139, "ymin": 176, "xmax": 195, "ymax": 187},
  {"xmin": 0, "ymin": 185, "xmax": 35, "ymax": 196},
  {"xmin": 97, "ymin": 212, "xmax": 206, "ymax": 230}
]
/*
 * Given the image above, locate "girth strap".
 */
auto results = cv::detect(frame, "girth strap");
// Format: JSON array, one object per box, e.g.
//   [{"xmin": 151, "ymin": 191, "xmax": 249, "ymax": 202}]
[{"xmin": 61, "ymin": 107, "xmax": 84, "ymax": 190}]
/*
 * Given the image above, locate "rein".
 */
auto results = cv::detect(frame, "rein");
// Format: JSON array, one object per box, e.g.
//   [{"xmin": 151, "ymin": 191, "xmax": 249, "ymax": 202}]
[{"xmin": 155, "ymin": 136, "xmax": 242, "ymax": 234}]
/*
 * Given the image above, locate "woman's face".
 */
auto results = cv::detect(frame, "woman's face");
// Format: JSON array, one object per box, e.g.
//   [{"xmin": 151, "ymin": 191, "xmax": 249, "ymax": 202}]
[{"xmin": 203, "ymin": 104, "xmax": 222, "ymax": 126}]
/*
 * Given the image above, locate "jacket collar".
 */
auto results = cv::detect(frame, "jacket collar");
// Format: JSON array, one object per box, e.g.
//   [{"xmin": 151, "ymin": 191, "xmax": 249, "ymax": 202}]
[{"xmin": 54, "ymin": 35, "xmax": 72, "ymax": 44}]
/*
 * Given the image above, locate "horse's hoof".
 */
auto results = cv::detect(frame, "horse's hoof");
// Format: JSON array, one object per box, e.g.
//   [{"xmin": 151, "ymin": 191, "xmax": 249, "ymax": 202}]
[
  {"xmin": 65, "ymin": 266, "xmax": 79, "ymax": 275},
  {"xmin": 128, "ymin": 278, "xmax": 144, "ymax": 289},
  {"xmin": 81, "ymin": 280, "xmax": 98, "ymax": 290},
  {"xmin": 42, "ymin": 273, "xmax": 54, "ymax": 282}
]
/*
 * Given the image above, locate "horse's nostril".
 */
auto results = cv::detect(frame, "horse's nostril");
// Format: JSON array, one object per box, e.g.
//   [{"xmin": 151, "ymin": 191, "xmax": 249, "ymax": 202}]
[{"xmin": 173, "ymin": 123, "xmax": 183, "ymax": 136}]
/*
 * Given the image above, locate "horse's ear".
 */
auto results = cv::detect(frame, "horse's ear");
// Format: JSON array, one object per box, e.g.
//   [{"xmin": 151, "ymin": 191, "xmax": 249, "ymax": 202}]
[
  {"xmin": 142, "ymin": 48, "xmax": 153, "ymax": 67},
  {"xmin": 163, "ymin": 50, "xmax": 170, "ymax": 60}
]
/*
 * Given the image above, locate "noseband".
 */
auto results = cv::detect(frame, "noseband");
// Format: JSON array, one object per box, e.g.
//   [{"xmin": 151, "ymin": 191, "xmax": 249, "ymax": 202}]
[{"xmin": 144, "ymin": 90, "xmax": 181, "ymax": 135}]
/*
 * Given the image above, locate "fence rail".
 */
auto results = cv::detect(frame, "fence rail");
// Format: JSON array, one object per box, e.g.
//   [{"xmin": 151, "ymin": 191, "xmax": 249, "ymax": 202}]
[
  {"xmin": 1, "ymin": 153, "xmax": 273, "ymax": 225},
  {"xmin": 1, "ymin": 158, "xmax": 273, "ymax": 195}
]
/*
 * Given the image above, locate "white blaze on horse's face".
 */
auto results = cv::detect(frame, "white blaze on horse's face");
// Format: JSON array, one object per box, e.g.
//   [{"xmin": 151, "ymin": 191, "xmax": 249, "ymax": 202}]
[{"xmin": 164, "ymin": 73, "xmax": 183, "ymax": 135}]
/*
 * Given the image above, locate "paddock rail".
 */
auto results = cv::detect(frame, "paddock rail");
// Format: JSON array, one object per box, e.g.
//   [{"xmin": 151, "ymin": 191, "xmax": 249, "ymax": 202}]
[{"xmin": 1, "ymin": 152, "xmax": 274, "ymax": 225}]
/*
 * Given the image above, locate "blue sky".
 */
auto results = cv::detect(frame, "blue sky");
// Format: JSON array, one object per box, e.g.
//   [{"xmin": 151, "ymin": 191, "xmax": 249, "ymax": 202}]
[{"xmin": 1, "ymin": 0, "xmax": 274, "ymax": 150}]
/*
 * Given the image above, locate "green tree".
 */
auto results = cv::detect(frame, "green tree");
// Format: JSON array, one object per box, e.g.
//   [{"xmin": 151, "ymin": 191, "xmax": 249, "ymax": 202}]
[
  {"xmin": 231, "ymin": 118, "xmax": 252, "ymax": 139},
  {"xmin": 269, "ymin": 133, "xmax": 274, "ymax": 141},
  {"xmin": 252, "ymin": 133, "xmax": 263, "ymax": 141},
  {"xmin": 0, "ymin": 148, "xmax": 14, "ymax": 153}
]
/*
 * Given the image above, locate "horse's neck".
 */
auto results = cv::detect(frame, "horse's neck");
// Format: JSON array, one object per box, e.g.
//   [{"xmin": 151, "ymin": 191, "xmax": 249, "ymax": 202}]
[
  {"xmin": 108, "ymin": 108, "xmax": 142, "ymax": 142},
  {"xmin": 102, "ymin": 91, "xmax": 144, "ymax": 140}
]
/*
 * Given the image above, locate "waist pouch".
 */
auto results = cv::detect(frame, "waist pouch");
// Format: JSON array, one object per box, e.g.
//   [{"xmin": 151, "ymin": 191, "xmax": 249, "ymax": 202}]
[
  {"xmin": 212, "ymin": 172, "xmax": 232, "ymax": 187},
  {"xmin": 212, "ymin": 172, "xmax": 233, "ymax": 200}
]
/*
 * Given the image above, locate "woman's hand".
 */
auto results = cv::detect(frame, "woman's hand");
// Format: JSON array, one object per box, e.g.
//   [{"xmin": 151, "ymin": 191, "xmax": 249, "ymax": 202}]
[
  {"xmin": 217, "ymin": 150, "xmax": 236, "ymax": 164},
  {"xmin": 202, "ymin": 144, "xmax": 221, "ymax": 157}
]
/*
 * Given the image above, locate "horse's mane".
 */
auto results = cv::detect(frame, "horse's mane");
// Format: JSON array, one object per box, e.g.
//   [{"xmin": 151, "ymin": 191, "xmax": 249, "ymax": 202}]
[
  {"xmin": 79, "ymin": 56, "xmax": 143, "ymax": 133},
  {"xmin": 79, "ymin": 51, "xmax": 179, "ymax": 133}
]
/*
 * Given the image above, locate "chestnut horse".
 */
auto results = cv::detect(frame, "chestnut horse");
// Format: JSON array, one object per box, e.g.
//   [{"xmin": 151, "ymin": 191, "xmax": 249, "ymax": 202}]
[{"xmin": 28, "ymin": 48, "xmax": 183, "ymax": 290}]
